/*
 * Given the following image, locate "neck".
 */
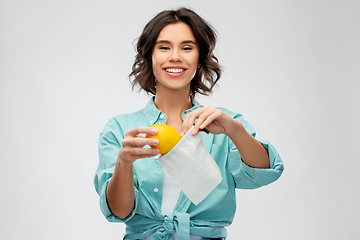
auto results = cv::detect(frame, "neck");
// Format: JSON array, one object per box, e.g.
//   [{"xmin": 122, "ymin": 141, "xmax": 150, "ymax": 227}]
[{"xmin": 154, "ymin": 88, "xmax": 193, "ymax": 122}]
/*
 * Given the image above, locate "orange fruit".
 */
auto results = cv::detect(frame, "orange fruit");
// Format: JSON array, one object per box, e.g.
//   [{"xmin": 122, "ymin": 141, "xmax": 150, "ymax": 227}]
[{"xmin": 146, "ymin": 123, "xmax": 182, "ymax": 155}]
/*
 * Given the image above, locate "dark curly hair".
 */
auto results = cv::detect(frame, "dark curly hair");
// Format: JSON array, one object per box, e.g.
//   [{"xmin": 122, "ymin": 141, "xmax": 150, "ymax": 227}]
[{"xmin": 129, "ymin": 7, "xmax": 221, "ymax": 98}]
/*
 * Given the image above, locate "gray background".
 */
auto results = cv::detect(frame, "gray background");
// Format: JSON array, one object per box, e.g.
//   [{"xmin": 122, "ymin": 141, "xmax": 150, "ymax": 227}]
[{"xmin": 1, "ymin": 0, "xmax": 359, "ymax": 239}]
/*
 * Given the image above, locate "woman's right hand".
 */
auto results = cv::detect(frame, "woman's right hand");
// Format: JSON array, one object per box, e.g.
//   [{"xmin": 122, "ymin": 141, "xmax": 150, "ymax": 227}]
[
  {"xmin": 117, "ymin": 126, "xmax": 160, "ymax": 164},
  {"xmin": 108, "ymin": 126, "xmax": 159, "ymax": 219}
]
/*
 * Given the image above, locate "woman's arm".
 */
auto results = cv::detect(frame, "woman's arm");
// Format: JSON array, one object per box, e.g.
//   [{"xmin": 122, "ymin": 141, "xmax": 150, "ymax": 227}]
[
  {"xmin": 106, "ymin": 160, "xmax": 135, "ymax": 219},
  {"xmin": 106, "ymin": 127, "xmax": 159, "ymax": 219},
  {"xmin": 183, "ymin": 106, "xmax": 269, "ymax": 169},
  {"xmin": 225, "ymin": 119, "xmax": 269, "ymax": 168}
]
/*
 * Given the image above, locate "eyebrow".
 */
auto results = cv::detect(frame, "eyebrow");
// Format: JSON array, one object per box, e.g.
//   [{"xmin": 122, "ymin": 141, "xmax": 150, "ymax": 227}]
[{"xmin": 155, "ymin": 40, "xmax": 197, "ymax": 45}]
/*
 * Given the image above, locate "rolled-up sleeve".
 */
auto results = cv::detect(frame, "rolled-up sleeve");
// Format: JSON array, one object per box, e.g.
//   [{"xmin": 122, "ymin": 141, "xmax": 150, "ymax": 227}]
[
  {"xmin": 94, "ymin": 118, "xmax": 139, "ymax": 223},
  {"xmin": 229, "ymin": 139, "xmax": 284, "ymax": 189},
  {"xmin": 227, "ymin": 113, "xmax": 284, "ymax": 189}
]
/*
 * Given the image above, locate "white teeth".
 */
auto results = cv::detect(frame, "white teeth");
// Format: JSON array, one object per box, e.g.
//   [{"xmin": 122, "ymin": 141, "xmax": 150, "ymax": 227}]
[{"xmin": 166, "ymin": 68, "xmax": 185, "ymax": 73}]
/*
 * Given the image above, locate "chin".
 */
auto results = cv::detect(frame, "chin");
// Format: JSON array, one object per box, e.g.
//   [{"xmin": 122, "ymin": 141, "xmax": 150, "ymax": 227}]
[{"xmin": 157, "ymin": 80, "xmax": 191, "ymax": 91}]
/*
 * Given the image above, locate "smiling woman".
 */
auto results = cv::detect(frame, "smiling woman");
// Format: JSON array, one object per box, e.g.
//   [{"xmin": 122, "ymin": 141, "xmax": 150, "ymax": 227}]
[
  {"xmin": 130, "ymin": 8, "xmax": 221, "ymax": 99},
  {"xmin": 152, "ymin": 22, "xmax": 200, "ymax": 95},
  {"xmin": 94, "ymin": 7, "xmax": 284, "ymax": 240}
]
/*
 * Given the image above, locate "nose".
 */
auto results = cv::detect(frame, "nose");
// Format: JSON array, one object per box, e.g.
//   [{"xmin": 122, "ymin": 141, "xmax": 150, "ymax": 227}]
[{"xmin": 168, "ymin": 49, "xmax": 182, "ymax": 62}]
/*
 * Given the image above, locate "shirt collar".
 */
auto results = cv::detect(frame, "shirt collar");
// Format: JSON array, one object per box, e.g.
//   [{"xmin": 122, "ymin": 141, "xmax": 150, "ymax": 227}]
[{"xmin": 143, "ymin": 96, "xmax": 203, "ymax": 126}]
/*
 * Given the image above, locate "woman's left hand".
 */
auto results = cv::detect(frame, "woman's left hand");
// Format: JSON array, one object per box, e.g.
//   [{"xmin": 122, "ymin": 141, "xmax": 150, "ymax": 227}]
[
  {"xmin": 182, "ymin": 106, "xmax": 240, "ymax": 136},
  {"xmin": 184, "ymin": 106, "xmax": 270, "ymax": 168}
]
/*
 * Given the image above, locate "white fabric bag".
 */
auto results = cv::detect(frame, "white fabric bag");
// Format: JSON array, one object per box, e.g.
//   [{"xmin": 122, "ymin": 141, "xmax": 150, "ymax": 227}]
[{"xmin": 157, "ymin": 126, "xmax": 222, "ymax": 205}]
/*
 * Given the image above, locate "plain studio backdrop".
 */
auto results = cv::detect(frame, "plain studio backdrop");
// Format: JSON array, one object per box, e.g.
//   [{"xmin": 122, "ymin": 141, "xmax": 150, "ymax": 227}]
[{"xmin": 1, "ymin": 0, "xmax": 359, "ymax": 239}]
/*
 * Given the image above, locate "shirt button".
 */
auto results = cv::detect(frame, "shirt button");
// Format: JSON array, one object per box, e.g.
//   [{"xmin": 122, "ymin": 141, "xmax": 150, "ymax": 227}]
[
  {"xmin": 154, "ymin": 188, "xmax": 159, "ymax": 193},
  {"xmin": 160, "ymin": 114, "xmax": 164, "ymax": 119}
]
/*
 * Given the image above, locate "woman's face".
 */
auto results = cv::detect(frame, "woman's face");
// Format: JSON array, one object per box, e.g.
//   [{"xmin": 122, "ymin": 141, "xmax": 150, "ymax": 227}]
[{"xmin": 152, "ymin": 22, "xmax": 199, "ymax": 93}]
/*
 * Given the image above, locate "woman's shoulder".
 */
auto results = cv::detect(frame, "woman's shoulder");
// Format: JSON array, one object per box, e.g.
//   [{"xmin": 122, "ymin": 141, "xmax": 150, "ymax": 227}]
[
  {"xmin": 113, "ymin": 108, "xmax": 145, "ymax": 121},
  {"xmin": 102, "ymin": 107, "xmax": 149, "ymax": 134}
]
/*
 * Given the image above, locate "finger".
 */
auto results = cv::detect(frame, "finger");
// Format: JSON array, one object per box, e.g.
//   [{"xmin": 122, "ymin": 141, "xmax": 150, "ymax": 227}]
[
  {"xmin": 120, "ymin": 151, "xmax": 159, "ymax": 163},
  {"xmin": 182, "ymin": 112, "xmax": 192, "ymax": 134},
  {"xmin": 200, "ymin": 112, "xmax": 226, "ymax": 134},
  {"xmin": 200, "ymin": 110, "xmax": 221, "ymax": 128},
  {"xmin": 137, "ymin": 152, "xmax": 160, "ymax": 159},
  {"xmin": 192, "ymin": 110, "xmax": 212, "ymax": 135},
  {"xmin": 125, "ymin": 126, "xmax": 158, "ymax": 137},
  {"xmin": 192, "ymin": 107, "xmax": 218, "ymax": 134},
  {"xmin": 183, "ymin": 108, "xmax": 205, "ymax": 134},
  {"xmin": 123, "ymin": 136, "xmax": 159, "ymax": 148},
  {"xmin": 123, "ymin": 145, "xmax": 159, "ymax": 156}
]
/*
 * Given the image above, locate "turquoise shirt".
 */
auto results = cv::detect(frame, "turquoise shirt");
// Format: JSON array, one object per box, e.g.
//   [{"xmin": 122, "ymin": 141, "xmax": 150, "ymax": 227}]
[{"xmin": 94, "ymin": 97, "xmax": 284, "ymax": 240}]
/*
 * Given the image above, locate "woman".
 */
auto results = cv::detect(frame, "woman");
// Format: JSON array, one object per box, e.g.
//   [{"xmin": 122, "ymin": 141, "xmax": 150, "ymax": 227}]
[{"xmin": 94, "ymin": 7, "xmax": 284, "ymax": 240}]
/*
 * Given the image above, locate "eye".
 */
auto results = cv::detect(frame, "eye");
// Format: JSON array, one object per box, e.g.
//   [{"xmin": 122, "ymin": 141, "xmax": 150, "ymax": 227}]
[
  {"xmin": 160, "ymin": 46, "xmax": 170, "ymax": 50},
  {"xmin": 182, "ymin": 46, "xmax": 192, "ymax": 51}
]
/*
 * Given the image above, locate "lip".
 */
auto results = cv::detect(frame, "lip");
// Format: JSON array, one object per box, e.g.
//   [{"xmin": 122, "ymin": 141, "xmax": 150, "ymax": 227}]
[{"xmin": 163, "ymin": 66, "xmax": 187, "ymax": 77}]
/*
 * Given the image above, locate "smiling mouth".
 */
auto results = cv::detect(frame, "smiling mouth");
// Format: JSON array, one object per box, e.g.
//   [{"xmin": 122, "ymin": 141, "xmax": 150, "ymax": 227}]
[{"xmin": 165, "ymin": 68, "xmax": 185, "ymax": 73}]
